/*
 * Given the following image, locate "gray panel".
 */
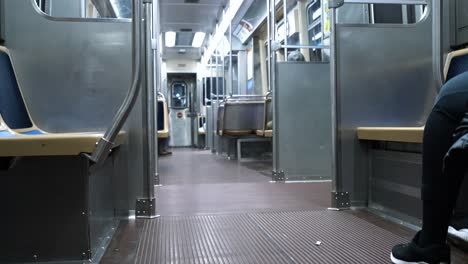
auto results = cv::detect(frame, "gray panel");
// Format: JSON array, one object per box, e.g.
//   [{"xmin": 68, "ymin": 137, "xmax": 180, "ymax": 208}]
[
  {"xmin": 452, "ymin": 0, "xmax": 468, "ymax": 47},
  {"xmin": 276, "ymin": 62, "xmax": 332, "ymax": 181},
  {"xmin": 3, "ymin": 0, "xmax": 142, "ymax": 215},
  {"xmin": 0, "ymin": 156, "xmax": 90, "ymax": 262},
  {"xmin": 169, "ymin": 109, "xmax": 192, "ymax": 147},
  {"xmin": 336, "ymin": 13, "xmax": 436, "ymax": 204},
  {"xmin": 222, "ymin": 102, "xmax": 264, "ymax": 131},
  {"xmin": 371, "ymin": 150, "xmax": 422, "ymax": 189},
  {"xmin": 89, "ymin": 152, "xmax": 118, "ymax": 261},
  {"xmin": 4, "ymin": 0, "xmax": 132, "ymax": 133},
  {"xmin": 206, "ymin": 106, "xmax": 213, "ymax": 149}
]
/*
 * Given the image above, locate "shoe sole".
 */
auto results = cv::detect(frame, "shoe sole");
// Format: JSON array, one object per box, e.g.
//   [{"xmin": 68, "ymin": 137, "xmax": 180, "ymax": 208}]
[
  {"xmin": 390, "ymin": 253, "xmax": 450, "ymax": 264},
  {"xmin": 447, "ymin": 232, "xmax": 468, "ymax": 252}
]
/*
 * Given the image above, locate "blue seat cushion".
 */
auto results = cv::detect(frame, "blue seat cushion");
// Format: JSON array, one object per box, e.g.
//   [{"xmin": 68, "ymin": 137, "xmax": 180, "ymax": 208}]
[
  {"xmin": 0, "ymin": 131, "xmax": 15, "ymax": 137},
  {"xmin": 0, "ymin": 52, "xmax": 33, "ymax": 129},
  {"xmin": 447, "ymin": 53, "xmax": 468, "ymax": 82},
  {"xmin": 20, "ymin": 130, "xmax": 44, "ymax": 135}
]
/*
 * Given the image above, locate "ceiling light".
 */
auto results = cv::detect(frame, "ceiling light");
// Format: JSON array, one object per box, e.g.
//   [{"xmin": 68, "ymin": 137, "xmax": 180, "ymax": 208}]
[
  {"xmin": 192, "ymin": 32, "xmax": 206, "ymax": 48},
  {"xmin": 165, "ymin": 32, "xmax": 176, "ymax": 47}
]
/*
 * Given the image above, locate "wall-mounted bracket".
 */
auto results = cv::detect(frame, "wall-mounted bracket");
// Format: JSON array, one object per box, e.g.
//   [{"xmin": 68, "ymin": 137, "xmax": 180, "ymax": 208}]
[
  {"xmin": 136, "ymin": 198, "xmax": 159, "ymax": 218},
  {"xmin": 272, "ymin": 170, "xmax": 285, "ymax": 182},
  {"xmin": 330, "ymin": 191, "xmax": 350, "ymax": 210}
]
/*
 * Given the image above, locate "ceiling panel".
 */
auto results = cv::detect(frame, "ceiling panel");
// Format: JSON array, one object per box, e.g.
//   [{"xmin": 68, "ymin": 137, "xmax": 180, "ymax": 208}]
[{"xmin": 160, "ymin": 0, "xmax": 227, "ymax": 60}]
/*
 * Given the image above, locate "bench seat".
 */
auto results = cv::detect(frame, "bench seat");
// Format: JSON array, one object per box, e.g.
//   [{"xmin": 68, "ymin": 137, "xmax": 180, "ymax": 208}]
[
  {"xmin": 158, "ymin": 130, "xmax": 169, "ymax": 139},
  {"xmin": 0, "ymin": 131, "xmax": 126, "ymax": 156},
  {"xmin": 256, "ymin": 129, "xmax": 272, "ymax": 137},
  {"xmin": 357, "ymin": 127, "xmax": 424, "ymax": 143}
]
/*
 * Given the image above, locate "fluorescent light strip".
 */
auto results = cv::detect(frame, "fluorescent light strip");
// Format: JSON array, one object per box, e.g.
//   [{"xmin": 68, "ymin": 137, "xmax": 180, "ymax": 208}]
[
  {"xmin": 192, "ymin": 32, "xmax": 206, "ymax": 48},
  {"xmin": 165, "ymin": 31, "xmax": 176, "ymax": 47},
  {"xmin": 202, "ymin": 0, "xmax": 245, "ymax": 64}
]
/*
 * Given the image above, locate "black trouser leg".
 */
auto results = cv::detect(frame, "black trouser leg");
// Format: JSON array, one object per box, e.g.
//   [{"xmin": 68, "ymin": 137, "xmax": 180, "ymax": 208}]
[{"xmin": 420, "ymin": 92, "xmax": 468, "ymax": 246}]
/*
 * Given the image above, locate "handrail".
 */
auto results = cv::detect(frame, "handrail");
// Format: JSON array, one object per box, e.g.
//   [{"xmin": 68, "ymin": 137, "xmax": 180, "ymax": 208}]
[
  {"xmin": 432, "ymin": 0, "xmax": 444, "ymax": 92},
  {"xmin": 88, "ymin": 0, "xmax": 142, "ymax": 165},
  {"xmin": 280, "ymin": 44, "xmax": 330, "ymax": 50}
]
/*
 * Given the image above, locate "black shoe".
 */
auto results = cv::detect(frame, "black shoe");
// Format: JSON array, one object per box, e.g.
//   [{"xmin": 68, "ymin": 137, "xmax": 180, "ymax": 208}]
[
  {"xmin": 159, "ymin": 151, "xmax": 172, "ymax": 156},
  {"xmin": 391, "ymin": 232, "xmax": 451, "ymax": 264}
]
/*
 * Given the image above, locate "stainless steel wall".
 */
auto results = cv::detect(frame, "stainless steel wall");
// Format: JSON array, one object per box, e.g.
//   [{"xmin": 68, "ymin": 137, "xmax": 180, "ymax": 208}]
[
  {"xmin": 336, "ymin": 9, "xmax": 436, "ymax": 204},
  {"xmin": 3, "ymin": 0, "xmax": 144, "ymax": 215},
  {"xmin": 276, "ymin": 62, "xmax": 332, "ymax": 181}
]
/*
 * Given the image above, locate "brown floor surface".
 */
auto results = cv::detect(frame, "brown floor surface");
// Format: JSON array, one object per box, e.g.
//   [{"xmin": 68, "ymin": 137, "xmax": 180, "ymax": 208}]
[{"xmin": 101, "ymin": 149, "xmax": 468, "ymax": 264}]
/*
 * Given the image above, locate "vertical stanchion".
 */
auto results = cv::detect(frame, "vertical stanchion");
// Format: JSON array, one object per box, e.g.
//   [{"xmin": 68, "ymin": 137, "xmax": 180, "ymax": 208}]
[
  {"xmin": 152, "ymin": 0, "xmax": 160, "ymax": 186},
  {"xmin": 329, "ymin": 0, "xmax": 349, "ymax": 209},
  {"xmin": 283, "ymin": 0, "xmax": 288, "ymax": 61},
  {"xmin": 432, "ymin": 0, "xmax": 443, "ymax": 92},
  {"xmin": 136, "ymin": 0, "xmax": 158, "ymax": 219},
  {"xmin": 270, "ymin": 0, "xmax": 284, "ymax": 182}
]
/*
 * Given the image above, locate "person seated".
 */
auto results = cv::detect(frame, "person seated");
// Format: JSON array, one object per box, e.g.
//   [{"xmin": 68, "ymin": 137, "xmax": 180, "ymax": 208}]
[
  {"xmin": 287, "ymin": 50, "xmax": 305, "ymax": 62},
  {"xmin": 391, "ymin": 72, "xmax": 468, "ymax": 264},
  {"xmin": 158, "ymin": 138, "xmax": 172, "ymax": 156}
]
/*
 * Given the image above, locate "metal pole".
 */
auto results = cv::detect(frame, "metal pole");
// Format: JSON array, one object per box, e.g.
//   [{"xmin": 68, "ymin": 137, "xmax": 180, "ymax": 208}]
[
  {"xmin": 229, "ymin": 10, "xmax": 233, "ymax": 96},
  {"xmin": 152, "ymin": 0, "xmax": 160, "ymax": 186},
  {"xmin": 329, "ymin": 6, "xmax": 339, "ymax": 193},
  {"xmin": 135, "ymin": 0, "xmax": 158, "ymax": 219},
  {"xmin": 271, "ymin": 0, "xmax": 283, "ymax": 181},
  {"xmin": 267, "ymin": 0, "xmax": 272, "ymax": 93},
  {"xmin": 215, "ymin": 54, "xmax": 220, "ymax": 154},
  {"xmin": 328, "ymin": 3, "xmax": 350, "ymax": 209},
  {"xmin": 210, "ymin": 58, "xmax": 215, "ymax": 153},
  {"xmin": 89, "ymin": 0, "xmax": 142, "ymax": 166},
  {"xmin": 432, "ymin": 0, "xmax": 444, "ymax": 92},
  {"xmin": 283, "ymin": 0, "xmax": 288, "ymax": 61}
]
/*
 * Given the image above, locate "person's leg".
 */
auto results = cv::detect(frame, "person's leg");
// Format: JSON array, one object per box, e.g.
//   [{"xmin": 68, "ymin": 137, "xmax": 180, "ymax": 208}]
[
  {"xmin": 392, "ymin": 74, "xmax": 468, "ymax": 263},
  {"xmin": 419, "ymin": 93, "xmax": 467, "ymax": 247}
]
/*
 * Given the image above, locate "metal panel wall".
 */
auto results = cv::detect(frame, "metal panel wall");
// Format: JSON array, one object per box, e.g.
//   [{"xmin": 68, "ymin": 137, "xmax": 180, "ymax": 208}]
[
  {"xmin": 336, "ymin": 11, "xmax": 436, "ymax": 204},
  {"xmin": 451, "ymin": 0, "xmax": 468, "ymax": 47},
  {"xmin": 369, "ymin": 150, "xmax": 423, "ymax": 226},
  {"xmin": 276, "ymin": 62, "xmax": 332, "ymax": 181},
  {"xmin": 3, "ymin": 0, "xmax": 143, "ymax": 215}
]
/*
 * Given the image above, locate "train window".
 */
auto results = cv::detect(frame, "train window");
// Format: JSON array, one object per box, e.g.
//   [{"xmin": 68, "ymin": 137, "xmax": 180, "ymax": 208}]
[
  {"xmin": 231, "ymin": 51, "xmax": 239, "ymax": 95},
  {"xmin": 32, "ymin": 0, "xmax": 132, "ymax": 19},
  {"xmin": 370, "ymin": 4, "xmax": 427, "ymax": 24},
  {"xmin": 35, "ymin": 0, "xmax": 48, "ymax": 13},
  {"xmin": 171, "ymin": 82, "xmax": 188, "ymax": 109}
]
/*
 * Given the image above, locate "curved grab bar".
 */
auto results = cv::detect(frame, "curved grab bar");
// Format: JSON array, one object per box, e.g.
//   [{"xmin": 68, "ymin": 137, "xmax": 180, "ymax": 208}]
[
  {"xmin": 88, "ymin": 0, "xmax": 142, "ymax": 165},
  {"xmin": 157, "ymin": 91, "xmax": 165, "ymax": 100},
  {"xmin": 432, "ymin": 0, "xmax": 444, "ymax": 92}
]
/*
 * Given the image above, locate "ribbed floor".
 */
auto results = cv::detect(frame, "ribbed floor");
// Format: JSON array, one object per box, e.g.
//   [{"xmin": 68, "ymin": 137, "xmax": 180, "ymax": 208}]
[{"xmin": 134, "ymin": 210, "xmax": 407, "ymax": 264}]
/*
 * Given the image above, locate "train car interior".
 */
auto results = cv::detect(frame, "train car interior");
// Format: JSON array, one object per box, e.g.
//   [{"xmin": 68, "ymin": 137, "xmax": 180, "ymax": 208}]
[{"xmin": 1, "ymin": 0, "xmax": 468, "ymax": 263}]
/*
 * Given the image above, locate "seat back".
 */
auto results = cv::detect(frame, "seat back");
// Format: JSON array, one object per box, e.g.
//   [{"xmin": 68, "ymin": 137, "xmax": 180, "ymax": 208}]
[
  {"xmin": 157, "ymin": 100, "xmax": 165, "ymax": 131},
  {"xmin": 445, "ymin": 48, "xmax": 468, "ymax": 82},
  {"xmin": 0, "ymin": 48, "xmax": 34, "ymax": 130}
]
